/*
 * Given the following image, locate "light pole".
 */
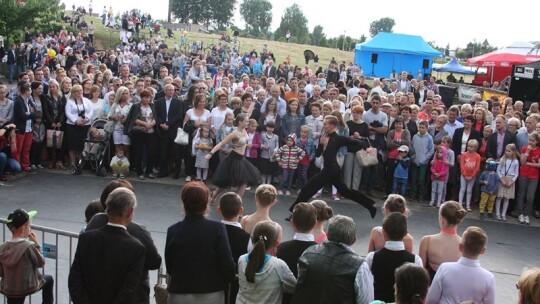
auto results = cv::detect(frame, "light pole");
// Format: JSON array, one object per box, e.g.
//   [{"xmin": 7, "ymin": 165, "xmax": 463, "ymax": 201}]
[
  {"xmin": 342, "ymin": 30, "xmax": 346, "ymax": 51},
  {"xmin": 472, "ymin": 38, "xmax": 476, "ymax": 57}
]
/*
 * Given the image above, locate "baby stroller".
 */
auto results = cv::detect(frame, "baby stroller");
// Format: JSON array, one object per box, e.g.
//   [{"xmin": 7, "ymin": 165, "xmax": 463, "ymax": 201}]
[{"xmin": 73, "ymin": 119, "xmax": 111, "ymax": 176}]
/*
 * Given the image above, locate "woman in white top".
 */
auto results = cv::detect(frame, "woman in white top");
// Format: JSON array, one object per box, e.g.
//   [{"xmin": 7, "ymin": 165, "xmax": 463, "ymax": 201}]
[
  {"xmin": 0, "ymin": 85, "xmax": 14, "ymax": 128},
  {"xmin": 210, "ymin": 91, "xmax": 233, "ymax": 137},
  {"xmin": 304, "ymin": 102, "xmax": 323, "ymax": 146},
  {"xmin": 107, "ymin": 86, "xmax": 133, "ymax": 157},
  {"xmin": 184, "ymin": 94, "xmax": 211, "ymax": 181},
  {"xmin": 65, "ymin": 84, "xmax": 93, "ymax": 173},
  {"xmin": 88, "ymin": 85, "xmax": 105, "ymax": 122}
]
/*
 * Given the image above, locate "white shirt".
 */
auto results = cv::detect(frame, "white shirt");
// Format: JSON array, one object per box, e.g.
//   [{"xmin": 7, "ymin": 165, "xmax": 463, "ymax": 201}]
[
  {"xmin": 65, "ymin": 98, "xmax": 94, "ymax": 125},
  {"xmin": 211, "ymin": 107, "xmax": 233, "ymax": 131},
  {"xmin": 221, "ymin": 220, "xmax": 242, "ymax": 228},
  {"xmin": 107, "ymin": 222, "xmax": 127, "ymax": 230},
  {"xmin": 444, "ymin": 120, "xmax": 463, "ymax": 139},
  {"xmin": 426, "ymin": 257, "xmax": 496, "ymax": 304},
  {"xmin": 165, "ymin": 99, "xmax": 172, "ymax": 121},
  {"xmin": 364, "ymin": 241, "xmax": 423, "ymax": 268},
  {"xmin": 339, "ymin": 244, "xmax": 375, "ymax": 304},
  {"xmin": 293, "ymin": 232, "xmax": 314, "ymax": 242}
]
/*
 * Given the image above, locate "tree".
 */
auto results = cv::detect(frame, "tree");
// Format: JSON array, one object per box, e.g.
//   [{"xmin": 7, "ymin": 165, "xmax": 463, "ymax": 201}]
[
  {"xmin": 310, "ymin": 25, "xmax": 326, "ymax": 46},
  {"xmin": 359, "ymin": 34, "xmax": 367, "ymax": 43},
  {"xmin": 210, "ymin": 0, "xmax": 236, "ymax": 29},
  {"xmin": 369, "ymin": 17, "xmax": 395, "ymax": 37},
  {"xmin": 0, "ymin": 0, "xmax": 63, "ymax": 46},
  {"xmin": 274, "ymin": 4, "xmax": 309, "ymax": 44},
  {"xmin": 240, "ymin": 0, "xmax": 272, "ymax": 36},
  {"xmin": 171, "ymin": 0, "xmax": 236, "ymax": 27}
]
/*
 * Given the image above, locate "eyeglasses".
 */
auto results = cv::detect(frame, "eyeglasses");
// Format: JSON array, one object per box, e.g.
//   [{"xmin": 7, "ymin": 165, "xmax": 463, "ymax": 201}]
[{"xmin": 516, "ymin": 282, "xmax": 520, "ymax": 290}]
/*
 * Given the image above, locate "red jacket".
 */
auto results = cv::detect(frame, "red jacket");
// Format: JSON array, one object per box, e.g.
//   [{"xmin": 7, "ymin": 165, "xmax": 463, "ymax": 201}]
[{"xmin": 245, "ymin": 132, "xmax": 261, "ymax": 158}]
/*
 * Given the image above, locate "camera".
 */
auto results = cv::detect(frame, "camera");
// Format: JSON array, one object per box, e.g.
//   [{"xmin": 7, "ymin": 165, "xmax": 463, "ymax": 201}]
[{"xmin": 78, "ymin": 110, "xmax": 86, "ymax": 119}]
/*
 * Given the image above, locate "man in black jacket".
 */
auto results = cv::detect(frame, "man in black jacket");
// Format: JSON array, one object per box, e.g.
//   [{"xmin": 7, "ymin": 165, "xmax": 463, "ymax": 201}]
[
  {"xmin": 155, "ymin": 83, "xmax": 187, "ymax": 178},
  {"xmin": 485, "ymin": 116, "xmax": 517, "ymax": 161}
]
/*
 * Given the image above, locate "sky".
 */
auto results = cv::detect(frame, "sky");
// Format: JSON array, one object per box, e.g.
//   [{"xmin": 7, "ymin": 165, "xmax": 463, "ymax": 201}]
[{"xmin": 63, "ymin": 0, "xmax": 539, "ymax": 50}]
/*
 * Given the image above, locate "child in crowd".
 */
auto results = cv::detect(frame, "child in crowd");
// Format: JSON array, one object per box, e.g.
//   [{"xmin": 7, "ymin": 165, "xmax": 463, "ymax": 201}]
[
  {"xmin": 30, "ymin": 112, "xmax": 45, "ymax": 169},
  {"xmin": 217, "ymin": 192, "xmax": 250, "ymax": 304},
  {"xmin": 478, "ymin": 161, "xmax": 500, "ymax": 219},
  {"xmin": 368, "ymin": 194, "xmax": 414, "ymax": 253},
  {"xmin": 459, "ymin": 139, "xmax": 481, "ymax": 212},
  {"xmin": 517, "ymin": 133, "xmax": 540, "ymax": 225},
  {"xmin": 276, "ymin": 134, "xmax": 305, "ymax": 196},
  {"xmin": 367, "ymin": 212, "xmax": 423, "ymax": 303},
  {"xmin": 245, "ymin": 119, "xmax": 261, "ymax": 169},
  {"xmin": 316, "ymin": 73, "xmax": 327, "ymax": 89},
  {"xmin": 110, "ymin": 148, "xmax": 130, "ymax": 178},
  {"xmin": 310, "ymin": 200, "xmax": 333, "ymax": 244},
  {"xmin": 259, "ymin": 121, "xmax": 279, "ymax": 184},
  {"xmin": 217, "ymin": 112, "xmax": 235, "ymax": 161},
  {"xmin": 392, "ymin": 145, "xmax": 410, "ymax": 196},
  {"xmin": 83, "ymin": 127, "xmax": 106, "ymax": 158},
  {"xmin": 241, "ymin": 184, "xmax": 283, "ymax": 251},
  {"xmin": 296, "ymin": 125, "xmax": 315, "ymax": 192},
  {"xmin": 192, "ymin": 126, "xmax": 213, "ymax": 183},
  {"xmin": 411, "ymin": 120, "xmax": 434, "ymax": 203},
  {"xmin": 440, "ymin": 136, "xmax": 456, "ymax": 200},
  {"xmin": 237, "ymin": 221, "xmax": 296, "ymax": 304},
  {"xmin": 495, "ymin": 143, "xmax": 520, "ymax": 221},
  {"xmin": 430, "ymin": 145, "xmax": 450, "ymax": 208}
]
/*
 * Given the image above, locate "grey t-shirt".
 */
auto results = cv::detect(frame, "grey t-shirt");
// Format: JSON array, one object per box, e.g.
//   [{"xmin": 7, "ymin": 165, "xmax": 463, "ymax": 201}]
[{"xmin": 363, "ymin": 109, "xmax": 388, "ymax": 140}]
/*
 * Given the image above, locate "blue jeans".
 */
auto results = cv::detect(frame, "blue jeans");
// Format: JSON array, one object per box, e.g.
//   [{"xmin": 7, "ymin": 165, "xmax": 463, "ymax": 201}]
[
  {"xmin": 8, "ymin": 63, "xmax": 15, "ymax": 82},
  {"xmin": 7, "ymin": 274, "xmax": 53, "ymax": 304},
  {"xmin": 17, "ymin": 64, "xmax": 26, "ymax": 75},
  {"xmin": 0, "ymin": 152, "xmax": 22, "ymax": 176},
  {"xmin": 280, "ymin": 168, "xmax": 296, "ymax": 191},
  {"xmin": 392, "ymin": 177, "xmax": 407, "ymax": 195}
]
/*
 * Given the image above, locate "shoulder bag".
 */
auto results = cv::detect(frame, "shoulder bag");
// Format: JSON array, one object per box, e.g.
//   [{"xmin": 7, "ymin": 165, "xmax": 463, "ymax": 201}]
[
  {"xmin": 356, "ymin": 138, "xmax": 378, "ymax": 167},
  {"xmin": 174, "ymin": 123, "xmax": 189, "ymax": 145}
]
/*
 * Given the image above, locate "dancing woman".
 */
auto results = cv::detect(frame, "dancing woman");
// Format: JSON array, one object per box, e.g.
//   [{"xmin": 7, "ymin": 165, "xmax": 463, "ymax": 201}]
[{"xmin": 287, "ymin": 115, "xmax": 377, "ymax": 220}]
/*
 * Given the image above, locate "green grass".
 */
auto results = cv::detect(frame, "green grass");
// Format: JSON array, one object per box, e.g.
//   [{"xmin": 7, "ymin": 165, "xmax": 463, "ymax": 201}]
[{"xmin": 89, "ymin": 16, "xmax": 354, "ymax": 69}]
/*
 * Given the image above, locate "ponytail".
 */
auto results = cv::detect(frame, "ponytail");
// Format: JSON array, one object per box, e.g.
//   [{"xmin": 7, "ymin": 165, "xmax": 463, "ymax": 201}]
[{"xmin": 245, "ymin": 236, "xmax": 267, "ymax": 283}]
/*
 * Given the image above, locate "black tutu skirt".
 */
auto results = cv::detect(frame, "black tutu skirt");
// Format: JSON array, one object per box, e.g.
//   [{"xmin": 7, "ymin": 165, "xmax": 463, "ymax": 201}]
[
  {"xmin": 258, "ymin": 158, "xmax": 278, "ymax": 175},
  {"xmin": 212, "ymin": 151, "xmax": 261, "ymax": 187}
]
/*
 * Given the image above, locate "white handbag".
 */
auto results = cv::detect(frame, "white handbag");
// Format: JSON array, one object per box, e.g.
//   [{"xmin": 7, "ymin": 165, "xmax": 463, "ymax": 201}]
[{"xmin": 174, "ymin": 127, "xmax": 189, "ymax": 145}]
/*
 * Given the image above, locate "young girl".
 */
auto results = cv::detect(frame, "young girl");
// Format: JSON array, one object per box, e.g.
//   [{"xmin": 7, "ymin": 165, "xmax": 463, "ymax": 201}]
[
  {"xmin": 296, "ymin": 125, "xmax": 315, "ymax": 192},
  {"xmin": 368, "ymin": 194, "xmax": 415, "ymax": 253},
  {"xmin": 110, "ymin": 148, "xmax": 130, "ymax": 179},
  {"xmin": 281, "ymin": 98, "xmax": 305, "ymax": 143},
  {"xmin": 192, "ymin": 126, "xmax": 213, "ymax": 183},
  {"xmin": 259, "ymin": 121, "xmax": 279, "ymax": 185},
  {"xmin": 245, "ymin": 119, "xmax": 261, "ymax": 169},
  {"xmin": 216, "ymin": 112, "xmax": 235, "ymax": 161},
  {"xmin": 459, "ymin": 139, "xmax": 481, "ymax": 212},
  {"xmin": 276, "ymin": 134, "xmax": 305, "ymax": 196},
  {"xmin": 310, "ymin": 200, "xmax": 333, "ymax": 244},
  {"xmin": 441, "ymin": 136, "xmax": 456, "ymax": 200},
  {"xmin": 517, "ymin": 133, "xmax": 540, "ymax": 225},
  {"xmin": 430, "ymin": 146, "xmax": 450, "ymax": 208},
  {"xmin": 495, "ymin": 144, "xmax": 520, "ymax": 221},
  {"xmin": 237, "ymin": 221, "xmax": 296, "ymax": 304}
]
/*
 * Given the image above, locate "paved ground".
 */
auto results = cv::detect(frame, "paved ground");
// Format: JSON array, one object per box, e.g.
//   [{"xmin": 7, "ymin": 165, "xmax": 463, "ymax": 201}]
[{"xmin": 1, "ymin": 169, "xmax": 539, "ymax": 303}]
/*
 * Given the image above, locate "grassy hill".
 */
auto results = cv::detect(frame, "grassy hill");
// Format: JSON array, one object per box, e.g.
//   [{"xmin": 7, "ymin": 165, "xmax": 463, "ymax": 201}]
[{"xmin": 89, "ymin": 16, "xmax": 354, "ymax": 69}]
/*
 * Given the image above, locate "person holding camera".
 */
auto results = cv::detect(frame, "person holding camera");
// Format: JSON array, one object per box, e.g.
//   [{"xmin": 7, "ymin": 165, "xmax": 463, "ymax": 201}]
[
  {"xmin": 13, "ymin": 82, "xmax": 36, "ymax": 172},
  {"xmin": 65, "ymin": 84, "xmax": 93, "ymax": 174},
  {"xmin": 0, "ymin": 123, "xmax": 21, "ymax": 182},
  {"xmin": 107, "ymin": 86, "xmax": 133, "ymax": 159}
]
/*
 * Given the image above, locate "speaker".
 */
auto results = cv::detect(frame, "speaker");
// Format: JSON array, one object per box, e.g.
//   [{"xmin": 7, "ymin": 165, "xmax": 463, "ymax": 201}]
[
  {"xmin": 371, "ymin": 53, "xmax": 378, "ymax": 64},
  {"xmin": 422, "ymin": 59, "xmax": 429, "ymax": 69}
]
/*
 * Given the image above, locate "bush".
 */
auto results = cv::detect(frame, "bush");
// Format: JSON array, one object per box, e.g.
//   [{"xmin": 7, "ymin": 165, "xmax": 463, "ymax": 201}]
[
  {"xmin": 276, "ymin": 37, "xmax": 286, "ymax": 43},
  {"xmin": 288, "ymin": 36, "xmax": 299, "ymax": 44}
]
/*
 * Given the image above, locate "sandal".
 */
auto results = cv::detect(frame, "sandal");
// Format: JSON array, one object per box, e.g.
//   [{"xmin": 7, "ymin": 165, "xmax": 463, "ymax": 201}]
[
  {"xmin": 209, "ymin": 190, "xmax": 217, "ymax": 206},
  {"xmin": 56, "ymin": 162, "xmax": 66, "ymax": 170}
]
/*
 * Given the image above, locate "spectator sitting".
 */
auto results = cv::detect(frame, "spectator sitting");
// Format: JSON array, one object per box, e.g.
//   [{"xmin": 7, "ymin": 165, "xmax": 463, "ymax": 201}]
[
  {"xmin": 365, "ymin": 212, "xmax": 423, "ymax": 303},
  {"xmin": 371, "ymin": 263, "xmax": 430, "ymax": 304}
]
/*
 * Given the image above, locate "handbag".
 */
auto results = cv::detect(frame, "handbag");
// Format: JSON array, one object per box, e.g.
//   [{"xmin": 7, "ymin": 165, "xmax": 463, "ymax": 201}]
[
  {"xmin": 356, "ymin": 138, "xmax": 378, "ymax": 167},
  {"xmin": 46, "ymin": 128, "xmax": 64, "ymax": 149},
  {"xmin": 314, "ymin": 155, "xmax": 323, "ymax": 168},
  {"xmin": 174, "ymin": 126, "xmax": 189, "ymax": 145}
]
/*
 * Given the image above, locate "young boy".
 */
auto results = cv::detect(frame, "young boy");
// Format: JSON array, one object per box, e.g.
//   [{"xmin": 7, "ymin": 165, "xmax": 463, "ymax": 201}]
[
  {"xmin": 410, "ymin": 120, "xmax": 434, "ymax": 203},
  {"xmin": 478, "ymin": 161, "xmax": 500, "ymax": 219},
  {"xmin": 30, "ymin": 112, "xmax": 45, "ymax": 169},
  {"xmin": 426, "ymin": 227, "xmax": 495, "ymax": 304},
  {"xmin": 459, "ymin": 139, "xmax": 481, "ymax": 212},
  {"xmin": 218, "ymin": 192, "xmax": 250, "ymax": 304},
  {"xmin": 392, "ymin": 145, "xmax": 410, "ymax": 196},
  {"xmin": 110, "ymin": 148, "xmax": 130, "ymax": 178},
  {"xmin": 0, "ymin": 209, "xmax": 54, "ymax": 304},
  {"xmin": 366, "ymin": 212, "xmax": 422, "ymax": 303}
]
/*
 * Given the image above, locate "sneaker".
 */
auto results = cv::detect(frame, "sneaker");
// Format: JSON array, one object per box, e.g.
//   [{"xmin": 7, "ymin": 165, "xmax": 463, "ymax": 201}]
[
  {"xmin": 495, "ymin": 214, "xmax": 501, "ymax": 221},
  {"xmin": 312, "ymin": 193, "xmax": 321, "ymax": 199},
  {"xmin": 112, "ymin": 174, "xmax": 118, "ymax": 178},
  {"xmin": 466, "ymin": 207, "xmax": 472, "ymax": 212},
  {"xmin": 278, "ymin": 190, "xmax": 284, "ymax": 195},
  {"xmin": 31, "ymin": 165, "xmax": 37, "ymax": 170},
  {"xmin": 428, "ymin": 202, "xmax": 434, "ymax": 207},
  {"xmin": 246, "ymin": 187, "xmax": 251, "ymax": 191},
  {"xmin": 479, "ymin": 213, "xmax": 484, "ymax": 220},
  {"xmin": 119, "ymin": 174, "xmax": 125, "ymax": 179},
  {"xmin": 286, "ymin": 190, "xmax": 291, "ymax": 196},
  {"xmin": 138, "ymin": 175, "xmax": 145, "ymax": 180},
  {"xmin": 37, "ymin": 164, "xmax": 44, "ymax": 169},
  {"xmin": 524, "ymin": 216, "xmax": 530, "ymax": 225},
  {"xmin": 147, "ymin": 173, "xmax": 156, "ymax": 179},
  {"xmin": 502, "ymin": 216, "xmax": 507, "ymax": 222},
  {"xmin": 436, "ymin": 204, "xmax": 441, "ymax": 208},
  {"xmin": 518, "ymin": 214, "xmax": 525, "ymax": 224},
  {"xmin": 185, "ymin": 176, "xmax": 192, "ymax": 182},
  {"xmin": 487, "ymin": 213, "xmax": 493, "ymax": 219},
  {"xmin": 333, "ymin": 195, "xmax": 340, "ymax": 201}
]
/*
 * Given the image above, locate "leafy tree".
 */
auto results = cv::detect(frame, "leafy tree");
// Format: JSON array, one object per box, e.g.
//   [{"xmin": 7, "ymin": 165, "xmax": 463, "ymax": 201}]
[
  {"xmin": 369, "ymin": 17, "xmax": 395, "ymax": 37},
  {"xmin": 310, "ymin": 25, "xmax": 326, "ymax": 46},
  {"xmin": 171, "ymin": 0, "xmax": 235, "ymax": 27},
  {"xmin": 239, "ymin": 0, "xmax": 272, "ymax": 36},
  {"xmin": 359, "ymin": 34, "xmax": 367, "ymax": 43},
  {"xmin": 0, "ymin": 0, "xmax": 63, "ymax": 46},
  {"xmin": 210, "ymin": 0, "xmax": 236, "ymax": 29},
  {"xmin": 274, "ymin": 4, "xmax": 309, "ymax": 44}
]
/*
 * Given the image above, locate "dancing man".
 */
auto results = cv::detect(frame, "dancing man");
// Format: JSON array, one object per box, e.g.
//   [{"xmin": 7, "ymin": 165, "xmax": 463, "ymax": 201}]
[{"xmin": 286, "ymin": 115, "xmax": 377, "ymax": 220}]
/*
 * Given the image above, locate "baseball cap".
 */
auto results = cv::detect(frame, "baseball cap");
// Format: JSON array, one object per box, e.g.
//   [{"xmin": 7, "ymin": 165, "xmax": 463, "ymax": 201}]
[
  {"xmin": 381, "ymin": 103, "xmax": 392, "ymax": 108},
  {"xmin": 398, "ymin": 145, "xmax": 409, "ymax": 153},
  {"xmin": 7, "ymin": 209, "xmax": 37, "ymax": 229}
]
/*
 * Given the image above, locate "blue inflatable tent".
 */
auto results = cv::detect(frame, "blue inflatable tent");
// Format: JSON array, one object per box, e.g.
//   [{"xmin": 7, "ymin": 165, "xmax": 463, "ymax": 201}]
[
  {"xmin": 433, "ymin": 58, "xmax": 475, "ymax": 75},
  {"xmin": 355, "ymin": 32, "xmax": 442, "ymax": 78}
]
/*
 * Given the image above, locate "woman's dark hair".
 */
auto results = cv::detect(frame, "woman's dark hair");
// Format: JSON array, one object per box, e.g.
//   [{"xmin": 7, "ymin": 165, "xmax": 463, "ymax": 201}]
[
  {"xmin": 181, "ymin": 181, "xmax": 209, "ymax": 215},
  {"xmin": 463, "ymin": 114, "xmax": 475, "ymax": 123},
  {"xmin": 241, "ymin": 93, "xmax": 253, "ymax": 102},
  {"xmin": 440, "ymin": 201, "xmax": 467, "ymax": 226},
  {"xmin": 287, "ymin": 98, "xmax": 299, "ymax": 115},
  {"xmin": 31, "ymin": 81, "xmax": 42, "ymax": 91},
  {"xmin": 185, "ymin": 85, "xmax": 198, "ymax": 103},
  {"xmin": 194, "ymin": 93, "xmax": 206, "ymax": 107},
  {"xmin": 245, "ymin": 221, "xmax": 278, "ymax": 283},
  {"xmin": 394, "ymin": 263, "xmax": 430, "ymax": 304},
  {"xmin": 310, "ymin": 200, "xmax": 333, "ymax": 221},
  {"xmin": 99, "ymin": 180, "xmax": 134, "ymax": 209},
  {"xmin": 263, "ymin": 98, "xmax": 277, "ymax": 116},
  {"xmin": 85, "ymin": 200, "xmax": 104, "ymax": 223}
]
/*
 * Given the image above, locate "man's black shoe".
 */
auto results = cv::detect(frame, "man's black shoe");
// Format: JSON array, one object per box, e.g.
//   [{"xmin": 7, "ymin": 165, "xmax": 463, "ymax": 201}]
[{"xmin": 369, "ymin": 205, "xmax": 377, "ymax": 219}]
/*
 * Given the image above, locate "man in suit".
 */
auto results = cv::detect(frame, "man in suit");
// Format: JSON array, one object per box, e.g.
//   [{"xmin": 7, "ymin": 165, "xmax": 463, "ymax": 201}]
[
  {"xmin": 485, "ymin": 116, "xmax": 517, "ymax": 161},
  {"xmin": 69, "ymin": 188, "xmax": 146, "ymax": 304},
  {"xmin": 6, "ymin": 44, "xmax": 16, "ymax": 84},
  {"xmin": 155, "ymin": 83, "xmax": 187, "ymax": 178},
  {"xmin": 264, "ymin": 60, "xmax": 277, "ymax": 78},
  {"xmin": 217, "ymin": 192, "xmax": 250, "ymax": 304}
]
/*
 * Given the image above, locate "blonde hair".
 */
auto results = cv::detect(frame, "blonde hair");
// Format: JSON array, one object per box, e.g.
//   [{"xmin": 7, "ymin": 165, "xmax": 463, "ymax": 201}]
[
  {"xmin": 255, "ymin": 184, "xmax": 277, "ymax": 207},
  {"xmin": 517, "ymin": 268, "xmax": 540, "ymax": 304},
  {"xmin": 500, "ymin": 143, "xmax": 519, "ymax": 163},
  {"xmin": 383, "ymin": 194, "xmax": 408, "ymax": 215}
]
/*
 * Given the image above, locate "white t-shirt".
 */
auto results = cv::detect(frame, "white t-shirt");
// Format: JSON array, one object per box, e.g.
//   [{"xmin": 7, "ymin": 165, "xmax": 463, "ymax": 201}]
[{"xmin": 210, "ymin": 107, "xmax": 233, "ymax": 131}]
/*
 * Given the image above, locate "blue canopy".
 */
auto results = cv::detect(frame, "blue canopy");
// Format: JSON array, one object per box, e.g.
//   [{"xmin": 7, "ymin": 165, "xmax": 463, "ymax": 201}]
[
  {"xmin": 433, "ymin": 58, "xmax": 475, "ymax": 75},
  {"xmin": 354, "ymin": 32, "xmax": 443, "ymax": 77}
]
